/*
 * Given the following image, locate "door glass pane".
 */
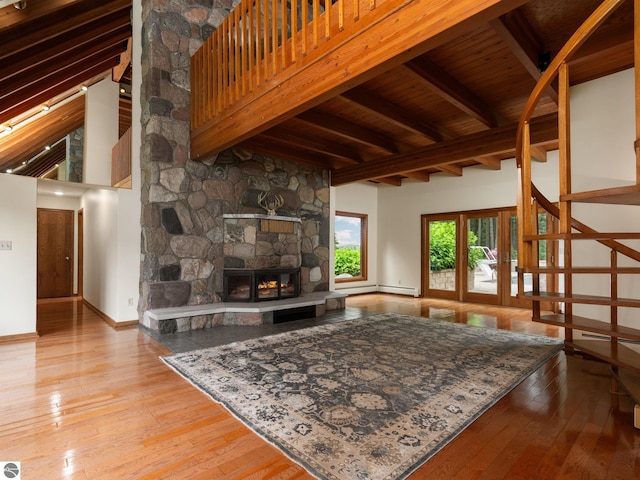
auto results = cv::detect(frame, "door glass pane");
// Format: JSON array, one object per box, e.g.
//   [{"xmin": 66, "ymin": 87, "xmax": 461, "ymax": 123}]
[
  {"xmin": 510, "ymin": 214, "xmax": 548, "ymax": 296},
  {"xmin": 429, "ymin": 220, "xmax": 456, "ymax": 291},
  {"xmin": 468, "ymin": 216, "xmax": 498, "ymax": 295}
]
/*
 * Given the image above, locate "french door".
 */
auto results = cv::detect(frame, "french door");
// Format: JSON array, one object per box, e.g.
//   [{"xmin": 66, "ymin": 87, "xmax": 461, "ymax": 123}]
[{"xmin": 422, "ymin": 207, "xmax": 556, "ymax": 308}]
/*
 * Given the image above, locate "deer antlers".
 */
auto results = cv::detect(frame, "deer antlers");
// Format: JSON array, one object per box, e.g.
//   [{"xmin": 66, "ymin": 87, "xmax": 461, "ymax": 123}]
[{"xmin": 257, "ymin": 192, "xmax": 284, "ymax": 216}]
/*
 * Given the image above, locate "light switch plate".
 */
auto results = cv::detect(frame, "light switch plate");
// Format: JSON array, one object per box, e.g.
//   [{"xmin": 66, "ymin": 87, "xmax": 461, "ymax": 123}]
[{"xmin": 0, "ymin": 240, "xmax": 12, "ymax": 250}]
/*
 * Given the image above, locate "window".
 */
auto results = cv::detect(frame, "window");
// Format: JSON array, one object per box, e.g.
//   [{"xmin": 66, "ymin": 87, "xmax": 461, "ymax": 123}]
[{"xmin": 334, "ymin": 211, "xmax": 367, "ymax": 282}]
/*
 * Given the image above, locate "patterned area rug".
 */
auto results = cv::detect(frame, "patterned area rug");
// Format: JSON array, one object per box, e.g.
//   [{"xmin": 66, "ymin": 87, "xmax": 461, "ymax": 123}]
[{"xmin": 162, "ymin": 313, "xmax": 563, "ymax": 479}]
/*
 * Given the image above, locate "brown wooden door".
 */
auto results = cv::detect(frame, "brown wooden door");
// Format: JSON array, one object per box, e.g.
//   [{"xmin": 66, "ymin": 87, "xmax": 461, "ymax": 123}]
[{"xmin": 37, "ymin": 208, "xmax": 74, "ymax": 298}]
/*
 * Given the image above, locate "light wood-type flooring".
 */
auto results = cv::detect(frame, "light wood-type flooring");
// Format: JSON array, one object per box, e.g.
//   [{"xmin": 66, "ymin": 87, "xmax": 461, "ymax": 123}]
[{"xmin": 0, "ymin": 294, "xmax": 638, "ymax": 479}]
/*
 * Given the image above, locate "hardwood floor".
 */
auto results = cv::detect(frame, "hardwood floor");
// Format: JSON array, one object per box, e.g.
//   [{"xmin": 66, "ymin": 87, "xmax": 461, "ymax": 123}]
[{"xmin": 0, "ymin": 294, "xmax": 638, "ymax": 479}]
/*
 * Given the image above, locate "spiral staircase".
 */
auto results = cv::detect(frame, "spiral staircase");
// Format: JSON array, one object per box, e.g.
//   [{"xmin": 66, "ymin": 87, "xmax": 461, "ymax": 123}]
[{"xmin": 517, "ymin": 0, "xmax": 640, "ymax": 427}]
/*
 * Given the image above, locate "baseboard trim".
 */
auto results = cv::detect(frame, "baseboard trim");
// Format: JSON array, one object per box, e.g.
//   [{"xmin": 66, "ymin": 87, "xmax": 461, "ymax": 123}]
[
  {"xmin": 83, "ymin": 299, "xmax": 138, "ymax": 329},
  {"xmin": 0, "ymin": 332, "xmax": 39, "ymax": 344}
]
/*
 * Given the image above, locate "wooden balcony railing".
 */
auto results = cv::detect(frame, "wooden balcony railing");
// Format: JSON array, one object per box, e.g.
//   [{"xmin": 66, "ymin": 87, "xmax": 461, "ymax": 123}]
[
  {"xmin": 190, "ymin": 0, "xmax": 527, "ymax": 160},
  {"xmin": 111, "ymin": 126, "xmax": 132, "ymax": 188},
  {"xmin": 191, "ymin": 0, "xmax": 387, "ymax": 130}
]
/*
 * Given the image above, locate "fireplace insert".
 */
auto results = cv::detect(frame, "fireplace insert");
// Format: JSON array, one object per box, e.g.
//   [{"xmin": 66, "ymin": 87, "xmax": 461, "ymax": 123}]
[{"xmin": 223, "ymin": 268, "xmax": 301, "ymax": 302}]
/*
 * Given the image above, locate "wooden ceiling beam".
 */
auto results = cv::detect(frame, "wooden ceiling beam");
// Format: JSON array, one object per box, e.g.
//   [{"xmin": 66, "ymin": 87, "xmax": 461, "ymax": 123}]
[
  {"xmin": 490, "ymin": 11, "xmax": 559, "ymax": 103},
  {"xmin": 0, "ymin": 58, "xmax": 117, "ymax": 125},
  {"xmin": 371, "ymin": 176, "xmax": 403, "ymax": 186},
  {"xmin": 0, "ymin": 96, "xmax": 85, "ymax": 172},
  {"xmin": 404, "ymin": 57, "xmax": 498, "ymax": 128},
  {"xmin": 403, "ymin": 171, "xmax": 431, "ymax": 182},
  {"xmin": 296, "ymin": 110, "xmax": 399, "ymax": 153},
  {"xmin": 240, "ymin": 139, "xmax": 335, "ymax": 170},
  {"xmin": 17, "ymin": 141, "xmax": 67, "ymax": 178},
  {"xmin": 0, "ymin": 0, "xmax": 80, "ymax": 29},
  {"xmin": 0, "ymin": 0, "xmax": 131, "ymax": 59},
  {"xmin": 331, "ymin": 113, "xmax": 558, "ymax": 185},
  {"xmin": 340, "ymin": 88, "xmax": 443, "ymax": 142},
  {"xmin": 259, "ymin": 128, "xmax": 362, "ymax": 164},
  {"xmin": 530, "ymin": 146, "xmax": 547, "ymax": 162},
  {"xmin": 112, "ymin": 37, "xmax": 132, "ymax": 83},
  {"xmin": 568, "ymin": 23, "xmax": 634, "ymax": 83},
  {"xmin": 437, "ymin": 164, "xmax": 463, "ymax": 176},
  {"xmin": 0, "ymin": 42, "xmax": 126, "ymax": 102},
  {"xmin": 474, "ymin": 155, "xmax": 502, "ymax": 170},
  {"xmin": 0, "ymin": 14, "xmax": 130, "ymax": 81}
]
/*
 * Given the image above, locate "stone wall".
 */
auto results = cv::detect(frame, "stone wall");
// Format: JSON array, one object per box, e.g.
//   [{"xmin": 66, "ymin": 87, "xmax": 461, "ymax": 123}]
[
  {"xmin": 67, "ymin": 127, "xmax": 83, "ymax": 183},
  {"xmin": 139, "ymin": 0, "xmax": 330, "ymax": 315}
]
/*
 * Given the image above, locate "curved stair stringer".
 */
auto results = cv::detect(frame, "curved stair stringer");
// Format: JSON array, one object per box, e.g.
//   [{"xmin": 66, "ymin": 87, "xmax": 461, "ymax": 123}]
[{"xmin": 515, "ymin": 0, "xmax": 640, "ymax": 427}]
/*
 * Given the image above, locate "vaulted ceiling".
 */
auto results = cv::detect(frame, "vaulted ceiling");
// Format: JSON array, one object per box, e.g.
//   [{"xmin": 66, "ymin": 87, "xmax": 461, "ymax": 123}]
[
  {"xmin": 0, "ymin": 0, "xmax": 635, "ymax": 185},
  {"xmin": 0, "ymin": 0, "xmax": 131, "ymax": 176}
]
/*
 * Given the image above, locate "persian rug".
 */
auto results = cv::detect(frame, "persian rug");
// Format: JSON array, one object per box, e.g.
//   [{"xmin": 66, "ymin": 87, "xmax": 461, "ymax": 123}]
[{"xmin": 162, "ymin": 313, "xmax": 563, "ymax": 480}]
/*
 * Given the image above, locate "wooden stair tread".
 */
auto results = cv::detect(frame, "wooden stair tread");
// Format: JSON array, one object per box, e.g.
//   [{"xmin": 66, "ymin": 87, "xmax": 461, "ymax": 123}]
[
  {"xmin": 560, "ymin": 184, "xmax": 640, "ymax": 205},
  {"xmin": 519, "ymin": 266, "xmax": 640, "ymax": 274},
  {"xmin": 523, "ymin": 232, "xmax": 640, "ymax": 240},
  {"xmin": 566, "ymin": 339, "xmax": 640, "ymax": 375},
  {"xmin": 535, "ymin": 314, "xmax": 640, "ymax": 341},
  {"xmin": 523, "ymin": 291, "xmax": 640, "ymax": 307}
]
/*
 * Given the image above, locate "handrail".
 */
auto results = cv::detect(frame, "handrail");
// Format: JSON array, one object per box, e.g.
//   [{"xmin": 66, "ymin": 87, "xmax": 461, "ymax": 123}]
[
  {"xmin": 531, "ymin": 184, "xmax": 640, "ymax": 263},
  {"xmin": 515, "ymin": 0, "xmax": 639, "ymax": 268},
  {"xmin": 515, "ymin": 0, "xmax": 625, "ymax": 168}
]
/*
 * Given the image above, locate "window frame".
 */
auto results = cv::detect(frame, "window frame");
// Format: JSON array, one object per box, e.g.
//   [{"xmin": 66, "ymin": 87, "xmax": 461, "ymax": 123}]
[{"xmin": 334, "ymin": 211, "xmax": 368, "ymax": 283}]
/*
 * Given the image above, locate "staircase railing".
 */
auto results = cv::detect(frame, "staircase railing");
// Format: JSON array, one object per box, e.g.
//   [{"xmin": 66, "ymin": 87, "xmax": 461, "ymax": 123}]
[{"xmin": 516, "ymin": 0, "xmax": 640, "ymax": 380}]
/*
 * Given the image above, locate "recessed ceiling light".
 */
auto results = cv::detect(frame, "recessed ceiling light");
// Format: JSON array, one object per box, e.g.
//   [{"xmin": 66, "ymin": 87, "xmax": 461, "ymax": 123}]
[
  {"xmin": 81, "ymin": 86, "xmax": 88, "ymax": 92},
  {"xmin": 54, "ymin": 191, "xmax": 64, "ymax": 196},
  {"xmin": 6, "ymin": 169, "xmax": 12, "ymax": 173},
  {"xmin": 42, "ymin": 105, "xmax": 50, "ymax": 112},
  {"xmin": 44, "ymin": 145, "xmax": 51, "ymax": 151}
]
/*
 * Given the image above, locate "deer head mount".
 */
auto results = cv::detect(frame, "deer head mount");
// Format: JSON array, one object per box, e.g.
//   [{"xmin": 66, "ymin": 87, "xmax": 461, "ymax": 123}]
[{"xmin": 257, "ymin": 192, "xmax": 284, "ymax": 216}]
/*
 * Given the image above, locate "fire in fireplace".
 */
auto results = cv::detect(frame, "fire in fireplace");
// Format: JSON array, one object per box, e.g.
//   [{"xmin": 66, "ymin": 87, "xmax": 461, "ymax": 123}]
[{"xmin": 223, "ymin": 268, "xmax": 300, "ymax": 302}]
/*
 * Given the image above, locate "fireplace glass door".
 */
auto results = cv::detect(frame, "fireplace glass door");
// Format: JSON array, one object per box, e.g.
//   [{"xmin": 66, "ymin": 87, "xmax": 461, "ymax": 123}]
[
  {"xmin": 226, "ymin": 272, "xmax": 252, "ymax": 301},
  {"xmin": 224, "ymin": 268, "xmax": 300, "ymax": 302},
  {"xmin": 257, "ymin": 273, "xmax": 279, "ymax": 300}
]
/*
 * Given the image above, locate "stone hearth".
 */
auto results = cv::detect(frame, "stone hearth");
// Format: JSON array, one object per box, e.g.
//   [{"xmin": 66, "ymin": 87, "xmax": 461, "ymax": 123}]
[{"xmin": 142, "ymin": 291, "xmax": 346, "ymax": 334}]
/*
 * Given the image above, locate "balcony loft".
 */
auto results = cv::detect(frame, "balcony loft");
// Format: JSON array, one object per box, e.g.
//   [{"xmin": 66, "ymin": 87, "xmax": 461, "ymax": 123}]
[{"xmin": 190, "ymin": 0, "xmax": 634, "ymax": 186}]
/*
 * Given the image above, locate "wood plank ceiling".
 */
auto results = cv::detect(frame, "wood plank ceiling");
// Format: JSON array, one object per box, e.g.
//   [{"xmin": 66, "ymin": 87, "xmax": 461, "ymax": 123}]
[
  {"xmin": 236, "ymin": 0, "xmax": 634, "ymax": 186},
  {"xmin": 0, "ymin": 0, "xmax": 634, "ymax": 184},
  {"xmin": 0, "ymin": 0, "xmax": 131, "ymax": 176}
]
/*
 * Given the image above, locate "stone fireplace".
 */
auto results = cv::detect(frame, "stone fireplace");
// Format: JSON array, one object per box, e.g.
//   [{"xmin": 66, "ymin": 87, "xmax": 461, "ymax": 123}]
[{"xmin": 139, "ymin": 2, "xmax": 343, "ymax": 334}]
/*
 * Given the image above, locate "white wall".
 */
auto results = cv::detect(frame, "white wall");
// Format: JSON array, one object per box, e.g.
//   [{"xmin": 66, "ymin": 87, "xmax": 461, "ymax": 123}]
[
  {"xmin": 116, "ymin": 0, "xmax": 142, "ymax": 321},
  {"xmin": 84, "ymin": 78, "xmax": 119, "ymax": 186},
  {"xmin": 332, "ymin": 183, "xmax": 379, "ymax": 294},
  {"xmin": 566, "ymin": 69, "xmax": 639, "ymax": 327},
  {"xmin": 0, "ymin": 174, "xmax": 37, "ymax": 336},
  {"xmin": 81, "ymin": 188, "xmax": 118, "ymax": 319},
  {"xmin": 79, "ymin": 2, "xmax": 142, "ymax": 323},
  {"xmin": 75, "ymin": 4, "xmax": 142, "ymax": 323}
]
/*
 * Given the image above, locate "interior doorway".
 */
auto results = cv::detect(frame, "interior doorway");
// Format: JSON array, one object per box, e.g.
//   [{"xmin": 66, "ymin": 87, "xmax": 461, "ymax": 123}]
[
  {"xmin": 421, "ymin": 207, "xmax": 557, "ymax": 308},
  {"xmin": 37, "ymin": 208, "xmax": 74, "ymax": 298}
]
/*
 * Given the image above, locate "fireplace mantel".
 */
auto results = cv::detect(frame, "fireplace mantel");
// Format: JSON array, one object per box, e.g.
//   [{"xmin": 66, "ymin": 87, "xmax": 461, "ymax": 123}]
[{"xmin": 223, "ymin": 214, "xmax": 301, "ymax": 223}]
